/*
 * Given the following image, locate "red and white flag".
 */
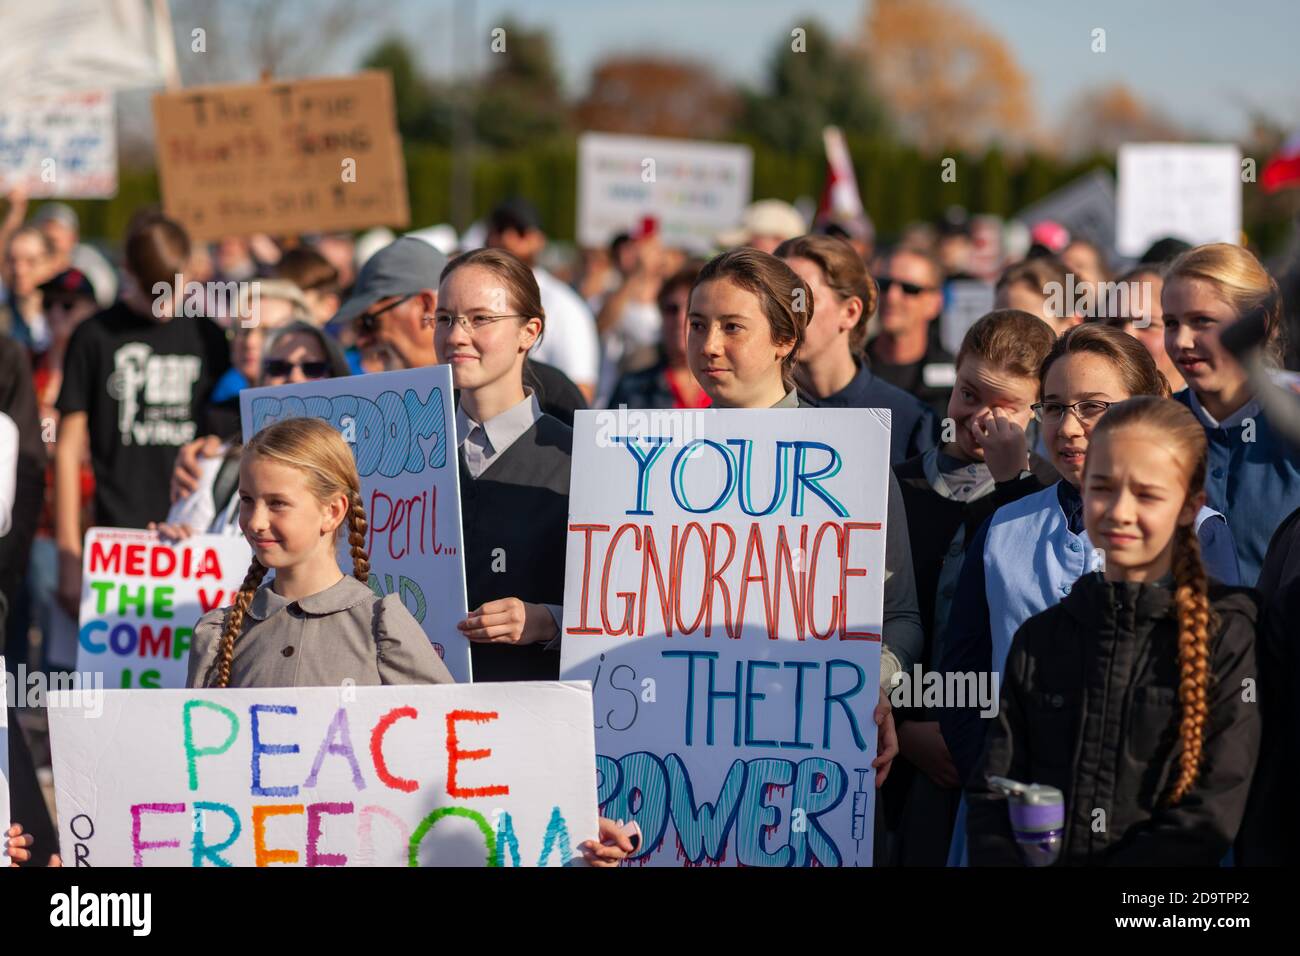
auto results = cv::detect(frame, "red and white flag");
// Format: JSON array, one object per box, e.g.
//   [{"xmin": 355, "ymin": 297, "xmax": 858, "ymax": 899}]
[
  {"xmin": 816, "ymin": 126, "xmax": 868, "ymax": 229},
  {"xmin": 1262, "ymin": 131, "xmax": 1300, "ymax": 193}
]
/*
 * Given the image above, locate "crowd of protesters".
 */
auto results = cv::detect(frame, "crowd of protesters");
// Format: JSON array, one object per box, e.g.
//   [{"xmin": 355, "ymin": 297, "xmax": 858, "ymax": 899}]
[{"xmin": 2, "ymin": 183, "xmax": 1300, "ymax": 868}]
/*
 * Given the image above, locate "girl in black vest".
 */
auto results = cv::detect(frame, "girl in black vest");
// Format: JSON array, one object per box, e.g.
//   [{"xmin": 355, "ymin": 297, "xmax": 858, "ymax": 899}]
[
  {"xmin": 967, "ymin": 398, "xmax": 1260, "ymax": 864},
  {"xmin": 685, "ymin": 247, "xmax": 909, "ymax": 788},
  {"xmin": 432, "ymin": 248, "xmax": 572, "ymax": 682}
]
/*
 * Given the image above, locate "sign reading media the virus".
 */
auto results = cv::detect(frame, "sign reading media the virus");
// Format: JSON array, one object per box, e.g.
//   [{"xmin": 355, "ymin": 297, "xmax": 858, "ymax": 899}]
[
  {"xmin": 152, "ymin": 71, "xmax": 409, "ymax": 240},
  {"xmin": 76, "ymin": 529, "xmax": 252, "ymax": 688},
  {"xmin": 560, "ymin": 408, "xmax": 889, "ymax": 866},
  {"xmin": 48, "ymin": 682, "xmax": 598, "ymax": 867},
  {"xmin": 241, "ymin": 364, "xmax": 472, "ymax": 682}
]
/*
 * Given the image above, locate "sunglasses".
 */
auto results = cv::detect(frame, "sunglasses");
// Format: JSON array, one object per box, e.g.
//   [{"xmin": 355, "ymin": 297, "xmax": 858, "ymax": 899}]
[
  {"xmin": 877, "ymin": 276, "xmax": 935, "ymax": 296},
  {"xmin": 263, "ymin": 359, "xmax": 330, "ymax": 379},
  {"xmin": 356, "ymin": 295, "xmax": 413, "ymax": 332}
]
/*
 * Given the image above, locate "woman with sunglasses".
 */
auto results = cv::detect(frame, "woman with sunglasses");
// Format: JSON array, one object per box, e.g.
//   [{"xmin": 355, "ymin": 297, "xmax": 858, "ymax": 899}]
[
  {"xmin": 936, "ymin": 323, "xmax": 1239, "ymax": 865},
  {"xmin": 430, "ymin": 247, "xmax": 574, "ymax": 682},
  {"xmin": 154, "ymin": 321, "xmax": 351, "ymax": 538}
]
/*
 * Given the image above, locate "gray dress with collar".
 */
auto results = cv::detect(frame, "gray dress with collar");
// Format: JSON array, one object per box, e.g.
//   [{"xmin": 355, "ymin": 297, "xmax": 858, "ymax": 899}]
[{"xmin": 187, "ymin": 575, "xmax": 455, "ymax": 688}]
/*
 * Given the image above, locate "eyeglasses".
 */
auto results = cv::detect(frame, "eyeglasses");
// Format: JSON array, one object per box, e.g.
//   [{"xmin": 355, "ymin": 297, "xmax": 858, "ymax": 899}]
[
  {"xmin": 877, "ymin": 276, "xmax": 935, "ymax": 296},
  {"xmin": 423, "ymin": 313, "xmax": 526, "ymax": 332},
  {"xmin": 1031, "ymin": 400, "xmax": 1113, "ymax": 425},
  {"xmin": 263, "ymin": 359, "xmax": 330, "ymax": 379},
  {"xmin": 356, "ymin": 295, "xmax": 413, "ymax": 332}
]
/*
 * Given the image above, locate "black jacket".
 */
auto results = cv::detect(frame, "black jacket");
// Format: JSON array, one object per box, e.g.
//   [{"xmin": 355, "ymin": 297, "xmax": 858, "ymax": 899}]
[{"xmin": 968, "ymin": 572, "xmax": 1260, "ymax": 866}]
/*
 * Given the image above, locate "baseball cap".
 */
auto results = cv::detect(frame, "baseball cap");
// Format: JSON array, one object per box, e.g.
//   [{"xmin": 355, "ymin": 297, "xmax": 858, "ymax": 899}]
[
  {"xmin": 39, "ymin": 268, "xmax": 96, "ymax": 302},
  {"xmin": 327, "ymin": 236, "xmax": 447, "ymax": 329}
]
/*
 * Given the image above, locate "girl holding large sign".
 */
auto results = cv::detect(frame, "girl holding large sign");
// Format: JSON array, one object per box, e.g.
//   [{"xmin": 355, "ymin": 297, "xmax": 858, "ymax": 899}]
[
  {"xmin": 684, "ymin": 246, "xmax": 914, "ymax": 785},
  {"xmin": 188, "ymin": 417, "xmax": 454, "ymax": 688},
  {"xmin": 431, "ymin": 248, "xmax": 573, "ymax": 682}
]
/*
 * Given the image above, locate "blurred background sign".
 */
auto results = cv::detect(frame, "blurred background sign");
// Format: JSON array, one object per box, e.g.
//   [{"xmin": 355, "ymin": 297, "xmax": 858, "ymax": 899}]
[
  {"xmin": 1116, "ymin": 142, "xmax": 1243, "ymax": 257},
  {"xmin": 0, "ymin": 90, "xmax": 118, "ymax": 198}
]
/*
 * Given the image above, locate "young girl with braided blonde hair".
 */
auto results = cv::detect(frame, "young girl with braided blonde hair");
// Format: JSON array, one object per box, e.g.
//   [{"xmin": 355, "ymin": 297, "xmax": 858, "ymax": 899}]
[
  {"xmin": 967, "ymin": 397, "xmax": 1261, "ymax": 864},
  {"xmin": 187, "ymin": 417, "xmax": 453, "ymax": 688}
]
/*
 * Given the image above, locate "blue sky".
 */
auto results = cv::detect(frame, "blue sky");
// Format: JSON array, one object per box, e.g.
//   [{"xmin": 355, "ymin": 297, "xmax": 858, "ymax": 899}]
[{"xmin": 336, "ymin": 0, "xmax": 1300, "ymax": 141}]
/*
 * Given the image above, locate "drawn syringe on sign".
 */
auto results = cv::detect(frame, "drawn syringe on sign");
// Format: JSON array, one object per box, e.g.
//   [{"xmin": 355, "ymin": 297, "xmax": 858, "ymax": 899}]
[{"xmin": 851, "ymin": 767, "xmax": 871, "ymax": 866}]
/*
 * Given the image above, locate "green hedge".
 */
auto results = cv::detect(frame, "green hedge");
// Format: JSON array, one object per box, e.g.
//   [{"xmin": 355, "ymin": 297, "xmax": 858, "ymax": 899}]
[{"xmin": 45, "ymin": 138, "xmax": 1290, "ymax": 255}]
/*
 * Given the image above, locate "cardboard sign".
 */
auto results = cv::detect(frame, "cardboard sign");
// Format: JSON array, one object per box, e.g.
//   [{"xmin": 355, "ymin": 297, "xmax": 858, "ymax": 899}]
[
  {"xmin": 152, "ymin": 72, "xmax": 409, "ymax": 241},
  {"xmin": 75, "ymin": 529, "xmax": 253, "ymax": 689},
  {"xmin": 941, "ymin": 280, "xmax": 996, "ymax": 356},
  {"xmin": 240, "ymin": 365, "xmax": 471, "ymax": 682},
  {"xmin": 577, "ymin": 132, "xmax": 752, "ymax": 253},
  {"xmin": 1117, "ymin": 143, "xmax": 1242, "ymax": 257},
  {"xmin": 559, "ymin": 408, "xmax": 889, "ymax": 866},
  {"xmin": 0, "ymin": 90, "xmax": 117, "ymax": 197},
  {"xmin": 48, "ymin": 682, "xmax": 598, "ymax": 867}
]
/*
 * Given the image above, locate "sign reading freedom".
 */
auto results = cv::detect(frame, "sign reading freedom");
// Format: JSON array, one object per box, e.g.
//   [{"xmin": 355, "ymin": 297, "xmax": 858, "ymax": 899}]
[
  {"xmin": 560, "ymin": 408, "xmax": 889, "ymax": 866},
  {"xmin": 152, "ymin": 71, "xmax": 409, "ymax": 241},
  {"xmin": 49, "ymin": 682, "xmax": 598, "ymax": 867},
  {"xmin": 240, "ymin": 365, "xmax": 472, "ymax": 682}
]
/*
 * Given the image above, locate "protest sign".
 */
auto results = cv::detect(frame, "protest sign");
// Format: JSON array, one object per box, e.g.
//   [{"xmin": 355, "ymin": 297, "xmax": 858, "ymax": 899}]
[
  {"xmin": 76, "ymin": 529, "xmax": 252, "ymax": 689},
  {"xmin": 559, "ymin": 407, "xmax": 889, "ymax": 866},
  {"xmin": 1015, "ymin": 168, "xmax": 1116, "ymax": 259},
  {"xmin": 0, "ymin": 0, "xmax": 175, "ymax": 97},
  {"xmin": 941, "ymin": 279, "xmax": 996, "ymax": 356},
  {"xmin": 0, "ymin": 90, "xmax": 117, "ymax": 198},
  {"xmin": 240, "ymin": 365, "xmax": 471, "ymax": 682},
  {"xmin": 152, "ymin": 71, "xmax": 409, "ymax": 241},
  {"xmin": 577, "ymin": 132, "xmax": 752, "ymax": 253},
  {"xmin": 1117, "ymin": 143, "xmax": 1242, "ymax": 257},
  {"xmin": 48, "ymin": 681, "xmax": 598, "ymax": 867}
]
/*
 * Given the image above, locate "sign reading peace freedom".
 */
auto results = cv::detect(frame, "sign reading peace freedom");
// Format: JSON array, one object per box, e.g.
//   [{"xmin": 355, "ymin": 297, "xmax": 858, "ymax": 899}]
[
  {"xmin": 560, "ymin": 408, "xmax": 889, "ymax": 866},
  {"xmin": 49, "ymin": 682, "xmax": 598, "ymax": 867},
  {"xmin": 241, "ymin": 364, "xmax": 472, "ymax": 682},
  {"xmin": 153, "ymin": 71, "xmax": 409, "ymax": 241}
]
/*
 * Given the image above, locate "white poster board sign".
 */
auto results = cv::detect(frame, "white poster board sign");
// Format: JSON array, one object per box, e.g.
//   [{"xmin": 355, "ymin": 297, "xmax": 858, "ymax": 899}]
[
  {"xmin": 941, "ymin": 280, "xmax": 996, "ymax": 356},
  {"xmin": 1117, "ymin": 143, "xmax": 1242, "ymax": 257},
  {"xmin": 49, "ymin": 682, "xmax": 597, "ymax": 866},
  {"xmin": 577, "ymin": 132, "xmax": 752, "ymax": 253},
  {"xmin": 560, "ymin": 408, "xmax": 888, "ymax": 866},
  {"xmin": 0, "ymin": 90, "xmax": 117, "ymax": 197},
  {"xmin": 76, "ymin": 528, "xmax": 253, "ymax": 688},
  {"xmin": 240, "ymin": 365, "xmax": 471, "ymax": 681}
]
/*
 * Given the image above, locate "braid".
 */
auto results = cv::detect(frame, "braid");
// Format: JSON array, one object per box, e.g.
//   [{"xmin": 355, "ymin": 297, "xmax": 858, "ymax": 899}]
[
  {"xmin": 1168, "ymin": 521, "xmax": 1215, "ymax": 804},
  {"xmin": 205, "ymin": 558, "xmax": 270, "ymax": 688},
  {"xmin": 348, "ymin": 491, "xmax": 370, "ymax": 584}
]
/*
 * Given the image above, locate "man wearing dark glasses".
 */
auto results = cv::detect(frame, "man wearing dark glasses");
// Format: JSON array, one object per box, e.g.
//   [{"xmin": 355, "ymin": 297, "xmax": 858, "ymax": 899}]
[{"xmin": 868, "ymin": 248, "xmax": 956, "ymax": 420}]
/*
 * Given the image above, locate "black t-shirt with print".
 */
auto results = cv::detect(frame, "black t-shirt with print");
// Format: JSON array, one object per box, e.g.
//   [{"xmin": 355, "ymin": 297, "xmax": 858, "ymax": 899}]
[{"xmin": 56, "ymin": 302, "xmax": 230, "ymax": 529}]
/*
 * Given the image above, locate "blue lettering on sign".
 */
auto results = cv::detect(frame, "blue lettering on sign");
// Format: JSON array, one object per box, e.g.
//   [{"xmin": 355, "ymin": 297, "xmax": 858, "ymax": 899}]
[{"xmin": 249, "ymin": 387, "xmax": 448, "ymax": 477}]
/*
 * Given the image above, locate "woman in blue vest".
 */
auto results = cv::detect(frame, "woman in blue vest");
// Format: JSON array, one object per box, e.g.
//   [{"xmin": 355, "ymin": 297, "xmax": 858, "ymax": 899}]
[
  {"xmin": 938, "ymin": 323, "xmax": 1240, "ymax": 864},
  {"xmin": 1162, "ymin": 243, "xmax": 1300, "ymax": 587},
  {"xmin": 432, "ymin": 248, "xmax": 573, "ymax": 682}
]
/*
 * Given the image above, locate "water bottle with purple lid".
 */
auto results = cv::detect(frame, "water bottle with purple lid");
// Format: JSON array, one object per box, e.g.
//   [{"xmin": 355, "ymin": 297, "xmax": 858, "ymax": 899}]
[{"xmin": 987, "ymin": 776, "xmax": 1064, "ymax": 866}]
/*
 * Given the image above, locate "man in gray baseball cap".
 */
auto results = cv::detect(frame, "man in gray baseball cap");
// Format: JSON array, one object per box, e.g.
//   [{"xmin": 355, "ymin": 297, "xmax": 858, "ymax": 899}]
[{"xmin": 329, "ymin": 235, "xmax": 447, "ymax": 369}]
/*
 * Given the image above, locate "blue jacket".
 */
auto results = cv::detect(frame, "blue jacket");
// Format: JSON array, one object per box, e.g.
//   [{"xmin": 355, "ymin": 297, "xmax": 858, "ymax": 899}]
[
  {"xmin": 799, "ymin": 359, "xmax": 938, "ymax": 465},
  {"xmin": 1175, "ymin": 388, "xmax": 1300, "ymax": 587},
  {"xmin": 939, "ymin": 479, "xmax": 1242, "ymax": 783}
]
